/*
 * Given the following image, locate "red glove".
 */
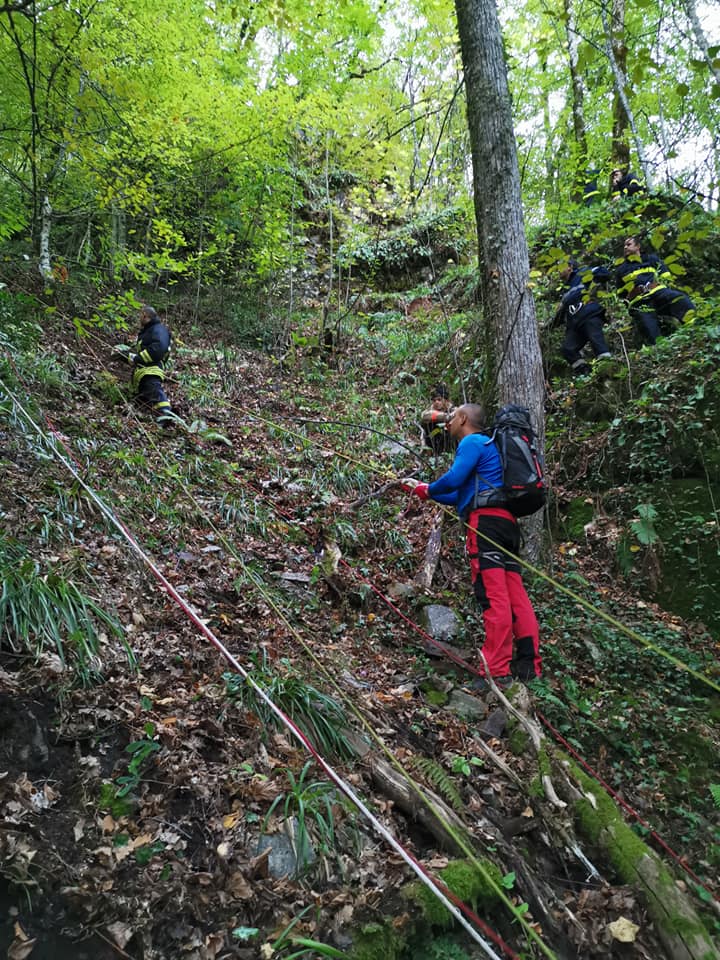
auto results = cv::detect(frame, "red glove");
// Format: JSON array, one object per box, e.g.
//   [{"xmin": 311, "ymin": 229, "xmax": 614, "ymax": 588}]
[{"xmin": 412, "ymin": 482, "xmax": 430, "ymax": 500}]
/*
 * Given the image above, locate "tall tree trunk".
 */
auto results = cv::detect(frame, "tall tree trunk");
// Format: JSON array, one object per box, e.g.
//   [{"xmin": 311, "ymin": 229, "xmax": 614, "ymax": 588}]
[
  {"xmin": 454, "ymin": 0, "xmax": 545, "ymax": 560},
  {"xmin": 38, "ymin": 194, "xmax": 52, "ymax": 279},
  {"xmin": 608, "ymin": 0, "xmax": 629, "ymax": 169},
  {"xmin": 453, "ymin": 0, "xmax": 544, "ymax": 424},
  {"xmin": 402, "ymin": 51, "xmax": 423, "ymax": 199},
  {"xmin": 563, "ymin": 0, "xmax": 589, "ymax": 202},
  {"xmin": 684, "ymin": 0, "xmax": 720, "ymax": 83},
  {"xmin": 601, "ymin": 0, "xmax": 653, "ymax": 188}
]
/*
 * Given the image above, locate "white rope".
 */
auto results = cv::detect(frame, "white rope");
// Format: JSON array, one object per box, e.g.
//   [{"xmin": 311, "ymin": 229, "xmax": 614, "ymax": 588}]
[{"xmin": 0, "ymin": 376, "xmax": 505, "ymax": 960}]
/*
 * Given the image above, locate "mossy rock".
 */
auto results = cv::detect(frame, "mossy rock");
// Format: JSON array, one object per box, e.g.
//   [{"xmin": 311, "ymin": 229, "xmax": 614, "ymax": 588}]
[
  {"xmin": 420, "ymin": 679, "xmax": 449, "ymax": 707},
  {"xmin": 349, "ymin": 921, "xmax": 404, "ymax": 960},
  {"xmin": 405, "ymin": 858, "xmax": 502, "ymax": 929},
  {"xmin": 558, "ymin": 496, "xmax": 595, "ymax": 541},
  {"xmin": 650, "ymin": 479, "xmax": 720, "ymax": 636}
]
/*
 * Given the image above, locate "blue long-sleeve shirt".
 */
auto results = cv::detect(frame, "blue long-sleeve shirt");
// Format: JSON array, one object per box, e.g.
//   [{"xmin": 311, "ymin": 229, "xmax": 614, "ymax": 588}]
[{"xmin": 428, "ymin": 432, "xmax": 503, "ymax": 517}]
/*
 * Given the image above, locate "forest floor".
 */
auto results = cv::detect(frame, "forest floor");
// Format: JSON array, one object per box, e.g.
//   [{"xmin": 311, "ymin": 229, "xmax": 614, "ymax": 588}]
[{"xmin": 1, "ymin": 299, "xmax": 719, "ymax": 960}]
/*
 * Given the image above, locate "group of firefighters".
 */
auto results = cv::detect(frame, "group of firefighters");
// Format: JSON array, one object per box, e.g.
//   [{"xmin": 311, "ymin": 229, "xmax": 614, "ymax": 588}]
[{"xmin": 555, "ymin": 233, "xmax": 696, "ymax": 376}]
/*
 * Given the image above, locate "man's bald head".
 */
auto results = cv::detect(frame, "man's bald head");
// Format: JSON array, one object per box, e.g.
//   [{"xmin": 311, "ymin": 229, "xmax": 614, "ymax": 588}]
[
  {"xmin": 460, "ymin": 404, "xmax": 486, "ymax": 430},
  {"xmin": 447, "ymin": 403, "xmax": 487, "ymax": 441}
]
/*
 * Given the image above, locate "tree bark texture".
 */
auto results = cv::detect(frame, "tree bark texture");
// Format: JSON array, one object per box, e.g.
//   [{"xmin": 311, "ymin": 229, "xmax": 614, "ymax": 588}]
[
  {"xmin": 685, "ymin": 0, "xmax": 720, "ymax": 83},
  {"xmin": 413, "ymin": 509, "xmax": 443, "ymax": 591},
  {"xmin": 454, "ymin": 0, "xmax": 545, "ymax": 561},
  {"xmin": 601, "ymin": 0, "xmax": 653, "ymax": 188},
  {"xmin": 453, "ymin": 0, "xmax": 544, "ymax": 437},
  {"xmin": 38, "ymin": 194, "xmax": 52, "ymax": 279},
  {"xmin": 563, "ymin": 0, "xmax": 589, "ymax": 201}
]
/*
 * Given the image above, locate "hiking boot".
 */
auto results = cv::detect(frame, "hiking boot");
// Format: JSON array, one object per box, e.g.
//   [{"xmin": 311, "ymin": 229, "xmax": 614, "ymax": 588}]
[
  {"xmin": 511, "ymin": 637, "xmax": 539, "ymax": 680},
  {"xmin": 571, "ymin": 359, "xmax": 591, "ymax": 377},
  {"xmin": 468, "ymin": 675, "xmax": 513, "ymax": 693},
  {"xmin": 511, "ymin": 658, "xmax": 538, "ymax": 681}
]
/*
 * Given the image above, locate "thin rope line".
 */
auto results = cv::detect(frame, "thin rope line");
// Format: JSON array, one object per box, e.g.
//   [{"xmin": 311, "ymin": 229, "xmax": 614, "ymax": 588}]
[{"xmin": 0, "ymin": 373, "xmax": 510, "ymax": 960}]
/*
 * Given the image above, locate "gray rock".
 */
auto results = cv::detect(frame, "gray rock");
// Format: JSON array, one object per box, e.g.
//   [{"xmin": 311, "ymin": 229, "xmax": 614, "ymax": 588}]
[
  {"xmin": 446, "ymin": 690, "xmax": 488, "ymax": 721},
  {"xmin": 422, "ymin": 604, "xmax": 459, "ymax": 642},
  {"xmin": 479, "ymin": 708, "xmax": 507, "ymax": 740},
  {"xmin": 387, "ymin": 581, "xmax": 416, "ymax": 600},
  {"xmin": 256, "ymin": 819, "xmax": 316, "ymax": 878},
  {"xmin": 378, "ymin": 439, "xmax": 411, "ymax": 456}
]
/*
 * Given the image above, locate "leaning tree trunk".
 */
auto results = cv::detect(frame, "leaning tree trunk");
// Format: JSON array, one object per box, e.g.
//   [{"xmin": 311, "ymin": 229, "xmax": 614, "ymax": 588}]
[
  {"xmin": 563, "ymin": 0, "xmax": 590, "ymax": 202},
  {"xmin": 601, "ymin": 0, "xmax": 653, "ymax": 189},
  {"xmin": 454, "ymin": 0, "xmax": 545, "ymax": 560},
  {"xmin": 684, "ymin": 0, "xmax": 720, "ymax": 83}
]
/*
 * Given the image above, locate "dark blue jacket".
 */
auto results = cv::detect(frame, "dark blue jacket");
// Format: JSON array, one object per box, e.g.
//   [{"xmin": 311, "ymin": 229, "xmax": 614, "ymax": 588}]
[
  {"xmin": 135, "ymin": 318, "xmax": 171, "ymax": 368},
  {"xmin": 615, "ymin": 254, "xmax": 671, "ymax": 303},
  {"xmin": 557, "ymin": 265, "xmax": 609, "ymax": 327},
  {"xmin": 428, "ymin": 433, "xmax": 503, "ymax": 517},
  {"xmin": 612, "ymin": 171, "xmax": 644, "ymax": 198}
]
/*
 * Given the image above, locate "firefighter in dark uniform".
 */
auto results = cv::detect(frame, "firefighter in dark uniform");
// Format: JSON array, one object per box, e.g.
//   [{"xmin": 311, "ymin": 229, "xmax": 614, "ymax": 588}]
[
  {"xmin": 420, "ymin": 384, "xmax": 456, "ymax": 456},
  {"xmin": 581, "ymin": 168, "xmax": 601, "ymax": 205},
  {"xmin": 114, "ymin": 305, "xmax": 175, "ymax": 425},
  {"xmin": 615, "ymin": 236, "xmax": 695, "ymax": 345},
  {"xmin": 611, "ymin": 168, "xmax": 644, "ymax": 199},
  {"xmin": 555, "ymin": 260, "xmax": 612, "ymax": 375}
]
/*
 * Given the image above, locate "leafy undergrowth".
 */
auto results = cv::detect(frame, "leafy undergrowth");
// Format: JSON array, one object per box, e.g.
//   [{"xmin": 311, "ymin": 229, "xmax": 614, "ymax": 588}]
[{"xmin": 0, "ymin": 294, "xmax": 719, "ymax": 960}]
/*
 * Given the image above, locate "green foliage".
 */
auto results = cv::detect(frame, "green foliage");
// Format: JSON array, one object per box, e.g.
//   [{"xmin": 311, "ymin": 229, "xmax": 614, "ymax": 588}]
[
  {"xmin": 263, "ymin": 760, "xmax": 348, "ymax": 875},
  {"xmin": 185, "ymin": 419, "xmax": 231, "ymax": 445},
  {"xmin": 116, "ymin": 725, "xmax": 161, "ymax": 798},
  {"xmin": 710, "ymin": 785, "xmax": 720, "ymax": 810},
  {"xmin": 630, "ymin": 502, "xmax": 660, "ymax": 546},
  {"xmin": 74, "ymin": 291, "xmax": 141, "ymax": 336},
  {"xmin": 410, "ymin": 859, "xmax": 503, "ymax": 929},
  {"xmin": 219, "ymin": 494, "xmax": 271, "ymax": 539},
  {"xmin": 278, "ymin": 939, "xmax": 349, "ymax": 959},
  {"xmin": 224, "ymin": 654, "xmax": 356, "ymax": 760},
  {"xmin": 0, "ymin": 537, "xmax": 122, "ymax": 684},
  {"xmin": 98, "ymin": 781, "xmax": 134, "ymax": 818},
  {"xmin": 412, "ymin": 756, "xmax": 464, "ymax": 813},
  {"xmin": 93, "ymin": 371, "xmax": 126, "ymax": 407},
  {"xmin": 338, "ymin": 206, "xmax": 471, "ymax": 284},
  {"xmin": 533, "ymin": 564, "xmax": 719, "ymax": 866},
  {"xmin": 412, "ymin": 936, "xmax": 474, "ymax": 960}
]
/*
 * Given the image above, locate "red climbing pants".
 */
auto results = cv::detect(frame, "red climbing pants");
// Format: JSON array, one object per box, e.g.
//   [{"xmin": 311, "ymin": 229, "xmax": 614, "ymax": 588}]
[{"xmin": 466, "ymin": 508, "xmax": 541, "ymax": 680}]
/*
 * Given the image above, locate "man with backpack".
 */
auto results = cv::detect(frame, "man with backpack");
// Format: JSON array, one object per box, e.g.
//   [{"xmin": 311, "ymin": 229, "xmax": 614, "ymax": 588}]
[{"xmin": 401, "ymin": 403, "xmax": 542, "ymax": 689}]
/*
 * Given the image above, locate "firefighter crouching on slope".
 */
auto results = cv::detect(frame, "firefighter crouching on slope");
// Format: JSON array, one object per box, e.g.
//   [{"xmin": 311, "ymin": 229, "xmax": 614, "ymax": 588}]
[
  {"xmin": 555, "ymin": 258, "xmax": 612, "ymax": 376},
  {"xmin": 615, "ymin": 236, "xmax": 696, "ymax": 345},
  {"xmin": 401, "ymin": 403, "xmax": 541, "ymax": 689},
  {"xmin": 113, "ymin": 305, "xmax": 175, "ymax": 426}
]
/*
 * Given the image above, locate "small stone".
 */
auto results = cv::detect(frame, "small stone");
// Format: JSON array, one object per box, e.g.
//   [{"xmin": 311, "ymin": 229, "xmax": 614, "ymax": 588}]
[{"xmin": 479, "ymin": 708, "xmax": 507, "ymax": 740}]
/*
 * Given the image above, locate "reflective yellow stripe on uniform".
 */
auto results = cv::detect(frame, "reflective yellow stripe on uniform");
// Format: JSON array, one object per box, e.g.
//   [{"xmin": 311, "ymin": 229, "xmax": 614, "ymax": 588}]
[
  {"xmin": 131, "ymin": 364, "xmax": 165, "ymax": 389},
  {"xmin": 621, "ymin": 266, "xmax": 666, "ymax": 303}
]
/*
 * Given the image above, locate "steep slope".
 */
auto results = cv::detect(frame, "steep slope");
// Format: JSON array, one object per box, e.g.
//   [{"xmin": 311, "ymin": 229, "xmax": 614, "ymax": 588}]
[{"xmin": 0, "ymin": 295, "xmax": 718, "ymax": 960}]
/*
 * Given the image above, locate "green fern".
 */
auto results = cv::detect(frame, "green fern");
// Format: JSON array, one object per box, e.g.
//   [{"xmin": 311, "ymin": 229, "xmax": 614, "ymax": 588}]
[
  {"xmin": 411, "ymin": 756, "xmax": 464, "ymax": 813},
  {"xmin": 710, "ymin": 784, "xmax": 720, "ymax": 809}
]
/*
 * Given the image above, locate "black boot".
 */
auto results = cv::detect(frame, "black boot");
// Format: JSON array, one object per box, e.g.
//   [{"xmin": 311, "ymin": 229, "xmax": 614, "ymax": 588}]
[{"xmin": 512, "ymin": 636, "xmax": 538, "ymax": 680}]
